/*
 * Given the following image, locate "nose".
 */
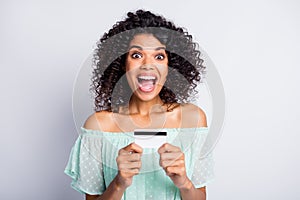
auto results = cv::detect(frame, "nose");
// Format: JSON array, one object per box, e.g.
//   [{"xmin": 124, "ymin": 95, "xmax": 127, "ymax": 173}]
[
  {"xmin": 140, "ymin": 63, "xmax": 155, "ymax": 70},
  {"xmin": 140, "ymin": 55, "xmax": 155, "ymax": 70}
]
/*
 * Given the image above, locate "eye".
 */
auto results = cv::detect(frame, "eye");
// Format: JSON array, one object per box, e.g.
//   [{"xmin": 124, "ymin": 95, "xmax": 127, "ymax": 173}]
[
  {"xmin": 155, "ymin": 54, "xmax": 165, "ymax": 60},
  {"xmin": 131, "ymin": 52, "xmax": 142, "ymax": 59}
]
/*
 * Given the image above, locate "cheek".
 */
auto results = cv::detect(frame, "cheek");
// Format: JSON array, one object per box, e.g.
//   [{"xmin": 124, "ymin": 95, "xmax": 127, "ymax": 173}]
[
  {"xmin": 125, "ymin": 68, "xmax": 135, "ymax": 82},
  {"xmin": 125, "ymin": 62, "xmax": 137, "ymax": 86},
  {"xmin": 163, "ymin": 67, "xmax": 168, "ymax": 76},
  {"xmin": 125, "ymin": 59, "xmax": 131, "ymax": 71},
  {"xmin": 162, "ymin": 60, "xmax": 168, "ymax": 76},
  {"xmin": 159, "ymin": 68, "xmax": 168, "ymax": 84},
  {"xmin": 160, "ymin": 64, "xmax": 168, "ymax": 77},
  {"xmin": 125, "ymin": 58, "xmax": 141, "ymax": 71},
  {"xmin": 125, "ymin": 61, "xmax": 138, "ymax": 79}
]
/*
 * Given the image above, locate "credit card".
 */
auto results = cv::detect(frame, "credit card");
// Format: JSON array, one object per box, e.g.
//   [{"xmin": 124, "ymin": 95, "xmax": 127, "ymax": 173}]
[{"xmin": 134, "ymin": 129, "xmax": 167, "ymax": 149}]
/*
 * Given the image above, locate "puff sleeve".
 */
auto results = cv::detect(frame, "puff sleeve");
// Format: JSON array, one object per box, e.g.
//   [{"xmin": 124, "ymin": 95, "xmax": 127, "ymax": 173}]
[{"xmin": 64, "ymin": 129, "xmax": 106, "ymax": 195}]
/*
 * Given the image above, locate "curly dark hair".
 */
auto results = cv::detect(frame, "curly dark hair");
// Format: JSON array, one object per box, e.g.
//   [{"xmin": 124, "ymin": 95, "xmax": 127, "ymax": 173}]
[{"xmin": 92, "ymin": 9, "xmax": 205, "ymax": 112}]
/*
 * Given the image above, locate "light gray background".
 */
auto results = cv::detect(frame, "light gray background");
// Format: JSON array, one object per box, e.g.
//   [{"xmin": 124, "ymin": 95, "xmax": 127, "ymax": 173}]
[{"xmin": 1, "ymin": 0, "xmax": 299, "ymax": 199}]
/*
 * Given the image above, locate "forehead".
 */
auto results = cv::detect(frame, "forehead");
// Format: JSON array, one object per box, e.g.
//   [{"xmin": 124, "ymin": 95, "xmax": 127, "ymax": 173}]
[{"xmin": 129, "ymin": 34, "xmax": 166, "ymax": 49}]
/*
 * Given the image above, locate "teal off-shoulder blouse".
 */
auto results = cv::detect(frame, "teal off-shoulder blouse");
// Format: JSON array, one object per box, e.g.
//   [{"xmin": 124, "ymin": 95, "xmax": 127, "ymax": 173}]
[{"xmin": 64, "ymin": 127, "xmax": 214, "ymax": 200}]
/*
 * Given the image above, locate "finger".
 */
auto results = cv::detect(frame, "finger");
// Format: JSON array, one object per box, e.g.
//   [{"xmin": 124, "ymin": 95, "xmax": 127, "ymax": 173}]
[
  {"xmin": 165, "ymin": 166, "xmax": 186, "ymax": 176},
  {"xmin": 119, "ymin": 168, "xmax": 140, "ymax": 175},
  {"xmin": 158, "ymin": 143, "xmax": 181, "ymax": 154},
  {"xmin": 119, "ymin": 161, "xmax": 142, "ymax": 170},
  {"xmin": 123, "ymin": 143, "xmax": 143, "ymax": 153},
  {"xmin": 160, "ymin": 159, "xmax": 185, "ymax": 169},
  {"xmin": 118, "ymin": 148, "xmax": 131, "ymax": 155},
  {"xmin": 119, "ymin": 152, "xmax": 142, "ymax": 161},
  {"xmin": 157, "ymin": 143, "xmax": 168, "ymax": 154},
  {"xmin": 128, "ymin": 153, "xmax": 141, "ymax": 162},
  {"xmin": 160, "ymin": 152, "xmax": 184, "ymax": 161},
  {"xmin": 116, "ymin": 153, "xmax": 141, "ymax": 165},
  {"xmin": 129, "ymin": 168, "xmax": 140, "ymax": 175}
]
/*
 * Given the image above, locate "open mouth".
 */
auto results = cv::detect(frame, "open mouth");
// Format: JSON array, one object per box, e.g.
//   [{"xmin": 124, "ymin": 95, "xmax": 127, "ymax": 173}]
[{"xmin": 136, "ymin": 75, "xmax": 158, "ymax": 92}]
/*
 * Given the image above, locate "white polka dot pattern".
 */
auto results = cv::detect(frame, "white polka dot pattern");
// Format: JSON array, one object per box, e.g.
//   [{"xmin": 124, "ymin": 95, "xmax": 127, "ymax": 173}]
[
  {"xmin": 64, "ymin": 127, "xmax": 214, "ymax": 199},
  {"xmin": 191, "ymin": 152, "xmax": 214, "ymax": 188}
]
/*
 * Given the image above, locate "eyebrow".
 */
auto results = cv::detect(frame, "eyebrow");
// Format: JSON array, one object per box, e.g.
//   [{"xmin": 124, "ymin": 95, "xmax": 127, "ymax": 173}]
[{"xmin": 128, "ymin": 45, "xmax": 166, "ymax": 51}]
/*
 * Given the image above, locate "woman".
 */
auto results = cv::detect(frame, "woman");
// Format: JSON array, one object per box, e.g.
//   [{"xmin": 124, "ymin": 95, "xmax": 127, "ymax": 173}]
[{"xmin": 65, "ymin": 10, "xmax": 214, "ymax": 200}]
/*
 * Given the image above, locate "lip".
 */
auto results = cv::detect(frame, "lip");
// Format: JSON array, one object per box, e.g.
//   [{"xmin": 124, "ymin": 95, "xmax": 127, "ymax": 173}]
[
  {"xmin": 136, "ymin": 73, "xmax": 158, "ymax": 85},
  {"xmin": 135, "ymin": 73, "xmax": 159, "ymax": 93}
]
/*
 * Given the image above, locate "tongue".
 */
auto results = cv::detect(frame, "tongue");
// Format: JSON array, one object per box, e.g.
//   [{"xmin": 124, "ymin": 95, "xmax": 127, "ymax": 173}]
[{"xmin": 139, "ymin": 80, "xmax": 154, "ymax": 92}]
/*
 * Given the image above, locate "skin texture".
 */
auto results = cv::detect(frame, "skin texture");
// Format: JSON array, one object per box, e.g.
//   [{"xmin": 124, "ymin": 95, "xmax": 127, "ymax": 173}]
[
  {"xmin": 92, "ymin": 10, "xmax": 205, "ymax": 112},
  {"xmin": 125, "ymin": 34, "xmax": 168, "ymax": 104},
  {"xmin": 84, "ymin": 34, "xmax": 207, "ymax": 200},
  {"xmin": 116, "ymin": 143, "xmax": 143, "ymax": 188}
]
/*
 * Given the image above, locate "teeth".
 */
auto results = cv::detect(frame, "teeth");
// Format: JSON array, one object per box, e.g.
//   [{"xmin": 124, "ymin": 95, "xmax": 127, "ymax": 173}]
[{"xmin": 137, "ymin": 76, "xmax": 156, "ymax": 80}]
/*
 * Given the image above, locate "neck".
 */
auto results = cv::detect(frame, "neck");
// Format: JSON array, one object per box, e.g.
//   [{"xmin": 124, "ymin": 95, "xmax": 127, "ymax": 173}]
[{"xmin": 128, "ymin": 95, "xmax": 164, "ymax": 116}]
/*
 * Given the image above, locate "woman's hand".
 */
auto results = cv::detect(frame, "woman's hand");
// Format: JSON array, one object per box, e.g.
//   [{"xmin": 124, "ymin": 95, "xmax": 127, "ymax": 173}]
[
  {"xmin": 116, "ymin": 143, "xmax": 143, "ymax": 189},
  {"xmin": 158, "ymin": 143, "xmax": 191, "ymax": 189}
]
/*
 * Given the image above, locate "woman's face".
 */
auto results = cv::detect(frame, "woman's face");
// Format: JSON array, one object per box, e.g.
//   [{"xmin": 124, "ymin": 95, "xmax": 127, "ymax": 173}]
[{"xmin": 125, "ymin": 34, "xmax": 168, "ymax": 102}]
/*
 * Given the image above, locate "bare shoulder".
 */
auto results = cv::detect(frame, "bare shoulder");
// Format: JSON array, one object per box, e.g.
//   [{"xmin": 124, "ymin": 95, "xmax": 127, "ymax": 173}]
[
  {"xmin": 83, "ymin": 111, "xmax": 114, "ymax": 131},
  {"xmin": 180, "ymin": 103, "xmax": 207, "ymax": 127}
]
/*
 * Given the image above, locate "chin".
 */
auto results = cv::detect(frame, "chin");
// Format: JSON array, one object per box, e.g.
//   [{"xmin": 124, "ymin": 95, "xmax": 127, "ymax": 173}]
[{"xmin": 133, "ymin": 87, "xmax": 162, "ymax": 102}]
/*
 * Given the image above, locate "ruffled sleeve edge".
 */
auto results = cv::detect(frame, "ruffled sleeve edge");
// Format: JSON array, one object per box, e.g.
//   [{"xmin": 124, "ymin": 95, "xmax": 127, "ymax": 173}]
[
  {"xmin": 64, "ymin": 165, "xmax": 104, "ymax": 195},
  {"xmin": 64, "ymin": 132, "xmax": 106, "ymax": 195},
  {"xmin": 64, "ymin": 169, "xmax": 83, "ymax": 194},
  {"xmin": 193, "ymin": 177, "xmax": 215, "ymax": 189}
]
